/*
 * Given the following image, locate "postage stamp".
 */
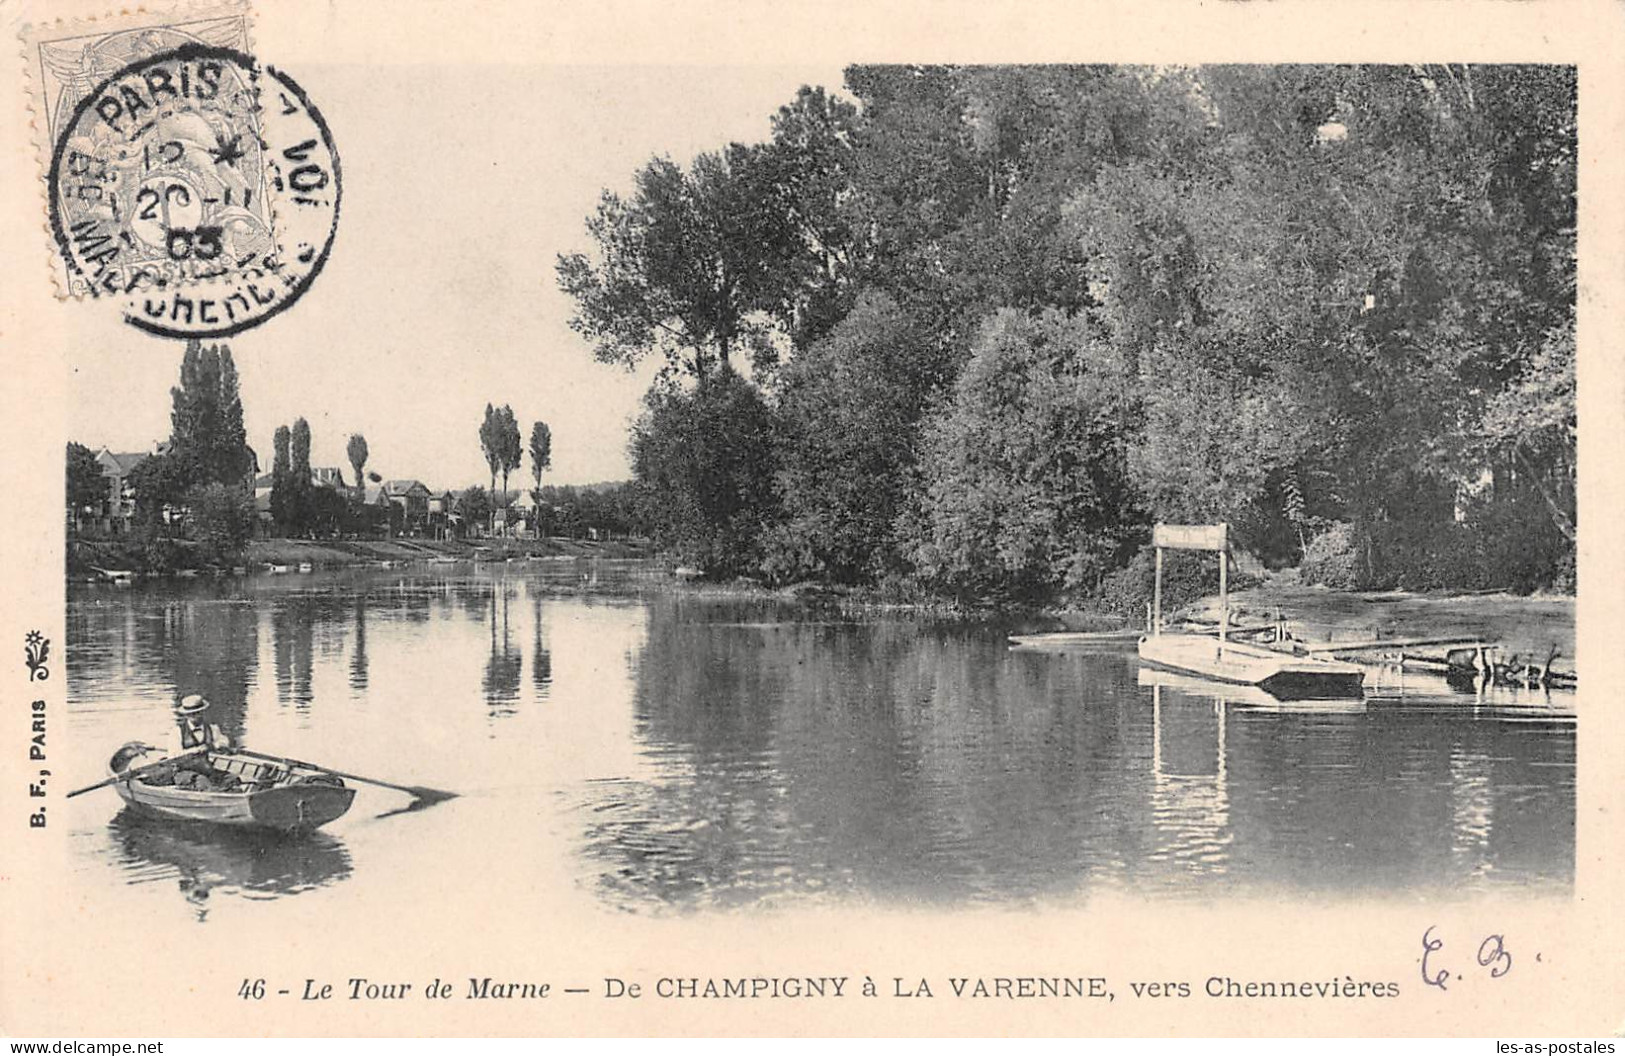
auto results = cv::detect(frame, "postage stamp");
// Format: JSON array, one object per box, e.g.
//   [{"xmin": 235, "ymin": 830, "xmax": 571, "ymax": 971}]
[{"xmin": 23, "ymin": 6, "xmax": 340, "ymax": 338}]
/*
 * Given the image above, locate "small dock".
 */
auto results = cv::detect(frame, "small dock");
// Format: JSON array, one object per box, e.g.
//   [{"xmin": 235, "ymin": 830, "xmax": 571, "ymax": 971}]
[
  {"xmin": 1135, "ymin": 523, "xmax": 1366, "ymax": 700},
  {"xmin": 1306, "ymin": 636, "xmax": 1575, "ymax": 689}
]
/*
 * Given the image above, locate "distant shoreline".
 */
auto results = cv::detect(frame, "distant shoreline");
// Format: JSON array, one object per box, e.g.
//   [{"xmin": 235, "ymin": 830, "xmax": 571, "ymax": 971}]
[
  {"xmin": 69, "ymin": 541, "xmax": 1577, "ymax": 671},
  {"xmin": 68, "ymin": 534, "xmax": 653, "ymax": 580}
]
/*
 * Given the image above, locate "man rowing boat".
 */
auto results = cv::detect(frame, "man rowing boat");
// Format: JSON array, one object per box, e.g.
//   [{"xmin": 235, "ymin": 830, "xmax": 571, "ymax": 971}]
[
  {"xmin": 173, "ymin": 694, "xmax": 233, "ymax": 754},
  {"xmin": 156, "ymin": 695, "xmax": 239, "ymax": 791}
]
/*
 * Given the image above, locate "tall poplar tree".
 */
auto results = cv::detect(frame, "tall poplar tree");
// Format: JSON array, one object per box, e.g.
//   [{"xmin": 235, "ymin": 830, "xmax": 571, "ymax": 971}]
[
  {"xmin": 270, "ymin": 425, "xmax": 292, "ymax": 532},
  {"xmin": 169, "ymin": 339, "xmax": 253, "ymax": 488},
  {"xmin": 290, "ymin": 418, "xmax": 312, "ymax": 535},
  {"xmin": 479, "ymin": 404, "xmax": 501, "ymax": 533},
  {"xmin": 528, "ymin": 421, "xmax": 552, "ymax": 540}
]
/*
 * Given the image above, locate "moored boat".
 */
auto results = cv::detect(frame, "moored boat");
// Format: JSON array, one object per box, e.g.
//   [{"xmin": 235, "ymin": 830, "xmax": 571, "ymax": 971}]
[
  {"xmin": 107, "ymin": 743, "xmax": 355, "ymax": 834},
  {"xmin": 1138, "ymin": 634, "xmax": 1364, "ymax": 700},
  {"xmin": 1135, "ymin": 523, "xmax": 1365, "ymax": 700}
]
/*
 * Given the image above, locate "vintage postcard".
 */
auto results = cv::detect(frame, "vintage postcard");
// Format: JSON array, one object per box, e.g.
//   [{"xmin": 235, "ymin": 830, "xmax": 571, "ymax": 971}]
[{"xmin": 1, "ymin": 0, "xmax": 1621, "ymax": 1039}]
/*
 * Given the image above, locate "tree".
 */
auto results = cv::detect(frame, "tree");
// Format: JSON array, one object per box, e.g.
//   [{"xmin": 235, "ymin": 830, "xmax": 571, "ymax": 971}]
[
  {"xmin": 269, "ymin": 424, "xmax": 292, "ymax": 532},
  {"xmin": 563, "ymin": 64, "xmax": 1576, "ymax": 594},
  {"xmin": 458, "ymin": 486, "xmax": 493, "ymax": 538},
  {"xmin": 528, "ymin": 421, "xmax": 552, "ymax": 538},
  {"xmin": 304, "ymin": 485, "xmax": 349, "ymax": 538},
  {"xmin": 497, "ymin": 406, "xmax": 522, "ymax": 522},
  {"xmin": 346, "ymin": 433, "xmax": 369, "ymax": 495},
  {"xmin": 630, "ymin": 368, "xmax": 778, "ymax": 576},
  {"xmin": 556, "ymin": 144, "xmax": 802, "ymax": 378},
  {"xmin": 186, "ymin": 483, "xmax": 255, "ymax": 561},
  {"xmin": 479, "ymin": 404, "xmax": 501, "ymax": 532},
  {"xmin": 910, "ymin": 310, "xmax": 1141, "ymax": 601},
  {"xmin": 125, "ymin": 451, "xmax": 193, "ymax": 530},
  {"xmin": 1043, "ymin": 64, "xmax": 1576, "ymax": 581},
  {"xmin": 290, "ymin": 418, "xmax": 313, "ymax": 536},
  {"xmin": 769, "ymin": 292, "xmax": 949, "ymax": 583},
  {"xmin": 760, "ymin": 85, "xmax": 866, "ymax": 346},
  {"xmin": 169, "ymin": 340, "xmax": 253, "ymax": 488},
  {"xmin": 840, "ymin": 66, "xmax": 1195, "ymax": 342},
  {"xmin": 66, "ymin": 442, "xmax": 104, "ymax": 533}
]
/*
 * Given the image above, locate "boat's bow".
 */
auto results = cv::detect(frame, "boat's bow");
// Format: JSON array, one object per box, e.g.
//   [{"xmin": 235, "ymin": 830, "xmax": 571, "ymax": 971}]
[{"xmin": 1138, "ymin": 634, "xmax": 1364, "ymax": 699}]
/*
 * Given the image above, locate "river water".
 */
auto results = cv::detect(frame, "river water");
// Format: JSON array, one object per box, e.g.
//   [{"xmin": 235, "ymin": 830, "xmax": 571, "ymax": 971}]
[{"xmin": 63, "ymin": 560, "xmax": 1574, "ymax": 926}]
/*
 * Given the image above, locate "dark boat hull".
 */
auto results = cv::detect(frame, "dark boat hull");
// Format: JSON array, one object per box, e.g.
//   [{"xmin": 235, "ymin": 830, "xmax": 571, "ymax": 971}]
[
  {"xmin": 115, "ymin": 780, "xmax": 355, "ymax": 833},
  {"xmin": 1138, "ymin": 635, "xmax": 1366, "ymax": 700},
  {"xmin": 108, "ymin": 745, "xmax": 355, "ymax": 834}
]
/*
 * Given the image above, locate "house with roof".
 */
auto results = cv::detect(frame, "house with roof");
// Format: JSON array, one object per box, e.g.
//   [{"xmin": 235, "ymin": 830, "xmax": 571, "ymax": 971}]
[
  {"xmin": 504, "ymin": 490, "xmax": 539, "ymax": 538},
  {"xmin": 381, "ymin": 479, "xmax": 432, "ymax": 534},
  {"xmin": 93, "ymin": 447, "xmax": 154, "ymax": 534},
  {"xmin": 428, "ymin": 490, "xmax": 458, "ymax": 538},
  {"xmin": 311, "ymin": 466, "xmax": 346, "ymax": 490},
  {"xmin": 251, "ymin": 466, "xmax": 350, "ymax": 531}
]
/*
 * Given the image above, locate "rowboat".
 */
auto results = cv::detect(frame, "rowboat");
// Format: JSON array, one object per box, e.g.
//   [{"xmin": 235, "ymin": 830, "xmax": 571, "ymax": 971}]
[{"xmin": 107, "ymin": 742, "xmax": 355, "ymax": 834}]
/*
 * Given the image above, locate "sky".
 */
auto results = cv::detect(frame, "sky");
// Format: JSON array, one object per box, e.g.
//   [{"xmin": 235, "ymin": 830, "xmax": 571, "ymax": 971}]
[{"xmin": 66, "ymin": 63, "xmax": 848, "ymax": 488}]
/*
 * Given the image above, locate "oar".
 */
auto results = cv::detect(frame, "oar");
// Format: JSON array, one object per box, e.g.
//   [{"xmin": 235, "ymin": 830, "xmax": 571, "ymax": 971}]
[
  {"xmin": 235, "ymin": 748, "xmax": 458, "ymax": 811},
  {"xmin": 65, "ymin": 747, "xmax": 204, "ymax": 799}
]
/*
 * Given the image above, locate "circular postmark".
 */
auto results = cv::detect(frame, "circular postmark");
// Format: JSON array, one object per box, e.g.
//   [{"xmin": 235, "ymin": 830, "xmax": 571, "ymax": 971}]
[{"xmin": 47, "ymin": 43, "xmax": 340, "ymax": 338}]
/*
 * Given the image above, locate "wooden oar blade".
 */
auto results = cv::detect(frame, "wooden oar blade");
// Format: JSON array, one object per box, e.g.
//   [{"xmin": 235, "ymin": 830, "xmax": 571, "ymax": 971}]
[
  {"xmin": 372, "ymin": 786, "xmax": 458, "ymax": 818},
  {"xmin": 402, "ymin": 785, "xmax": 458, "ymax": 808}
]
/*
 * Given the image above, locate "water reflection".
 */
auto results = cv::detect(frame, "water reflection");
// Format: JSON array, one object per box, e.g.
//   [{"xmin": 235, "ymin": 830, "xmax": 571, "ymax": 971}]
[
  {"xmin": 532, "ymin": 591, "xmax": 552, "ymax": 693},
  {"xmin": 66, "ymin": 567, "xmax": 1575, "ymax": 918},
  {"xmin": 108, "ymin": 810, "xmax": 351, "ymax": 922},
  {"xmin": 349, "ymin": 594, "xmax": 368, "ymax": 691},
  {"xmin": 158, "ymin": 595, "xmax": 258, "ymax": 743},
  {"xmin": 573, "ymin": 598, "xmax": 1575, "ymax": 909},
  {"xmin": 483, "ymin": 582, "xmax": 522, "ymax": 718},
  {"xmin": 1148, "ymin": 685, "xmax": 1232, "ymax": 878},
  {"xmin": 271, "ymin": 599, "xmax": 313, "ymax": 712}
]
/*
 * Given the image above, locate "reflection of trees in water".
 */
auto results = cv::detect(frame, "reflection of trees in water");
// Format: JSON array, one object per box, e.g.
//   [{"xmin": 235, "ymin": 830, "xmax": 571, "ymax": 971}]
[
  {"xmin": 531, "ymin": 587, "xmax": 552, "ymax": 693},
  {"xmin": 349, "ymin": 594, "xmax": 368, "ymax": 691},
  {"xmin": 1220, "ymin": 706, "xmax": 1574, "ymax": 893},
  {"xmin": 483, "ymin": 583, "xmax": 522, "ymax": 718},
  {"xmin": 108, "ymin": 808, "xmax": 351, "ymax": 922},
  {"xmin": 456, "ymin": 578, "xmax": 493, "ymax": 623},
  {"xmin": 268, "ymin": 589, "xmax": 359, "ymax": 713},
  {"xmin": 271, "ymin": 599, "xmax": 315, "ymax": 711},
  {"xmin": 580, "ymin": 600, "xmax": 1577, "ymax": 910},
  {"xmin": 395, "ymin": 580, "xmax": 432, "ymax": 623},
  {"xmin": 580, "ymin": 598, "xmax": 1145, "ymax": 908},
  {"xmin": 68, "ymin": 589, "xmax": 179, "ymax": 700},
  {"xmin": 154, "ymin": 591, "xmax": 259, "ymax": 743}
]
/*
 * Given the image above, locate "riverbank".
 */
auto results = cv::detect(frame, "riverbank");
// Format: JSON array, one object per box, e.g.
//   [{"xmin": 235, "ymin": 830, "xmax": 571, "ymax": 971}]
[
  {"xmin": 69, "ymin": 534, "xmax": 653, "ymax": 579},
  {"xmin": 1184, "ymin": 573, "xmax": 1575, "ymax": 670}
]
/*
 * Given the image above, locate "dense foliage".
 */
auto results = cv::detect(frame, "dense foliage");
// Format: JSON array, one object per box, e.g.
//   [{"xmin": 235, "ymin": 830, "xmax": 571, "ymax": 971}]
[
  {"xmin": 68, "ymin": 341, "xmax": 260, "ymax": 556},
  {"xmin": 65, "ymin": 442, "xmax": 103, "ymax": 532},
  {"xmin": 630, "ymin": 369, "xmax": 777, "ymax": 576},
  {"xmin": 909, "ymin": 309, "xmax": 1141, "ymax": 600},
  {"xmin": 565, "ymin": 65, "xmax": 1575, "ymax": 598},
  {"xmin": 170, "ymin": 341, "xmax": 254, "ymax": 488}
]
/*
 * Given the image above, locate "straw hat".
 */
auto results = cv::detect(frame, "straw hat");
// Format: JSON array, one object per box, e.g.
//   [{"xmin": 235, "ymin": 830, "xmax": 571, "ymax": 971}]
[{"xmin": 176, "ymin": 694, "xmax": 211, "ymax": 716}]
